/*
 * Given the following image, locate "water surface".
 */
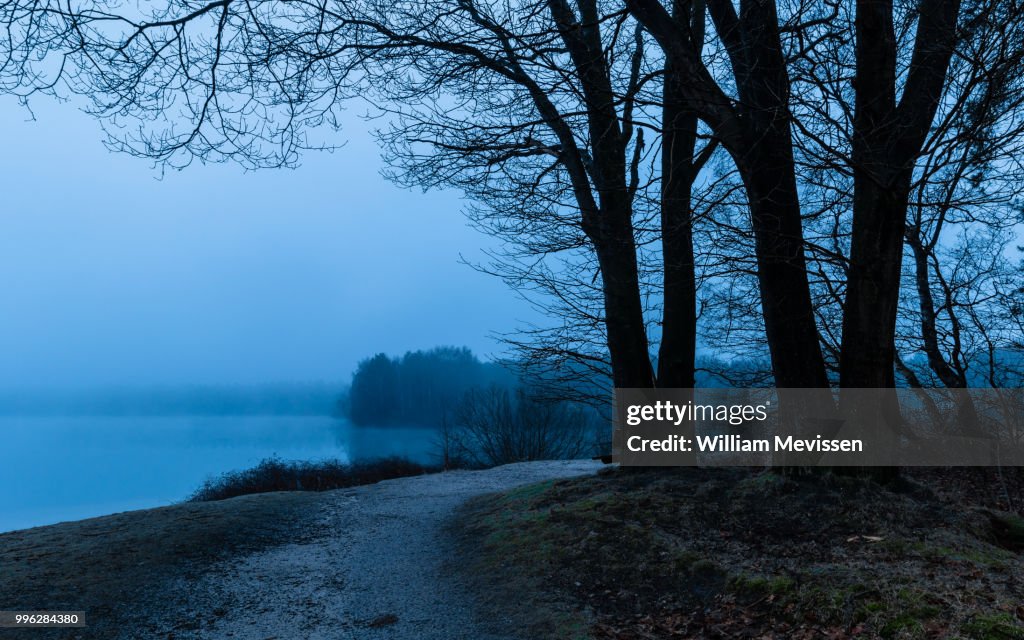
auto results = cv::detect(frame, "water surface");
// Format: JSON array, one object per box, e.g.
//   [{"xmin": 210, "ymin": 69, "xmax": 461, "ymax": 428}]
[{"xmin": 0, "ymin": 415, "xmax": 437, "ymax": 532}]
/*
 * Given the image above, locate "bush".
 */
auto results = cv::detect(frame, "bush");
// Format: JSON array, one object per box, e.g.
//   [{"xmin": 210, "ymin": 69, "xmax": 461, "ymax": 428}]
[
  {"xmin": 442, "ymin": 386, "xmax": 596, "ymax": 467},
  {"xmin": 189, "ymin": 456, "xmax": 437, "ymax": 502}
]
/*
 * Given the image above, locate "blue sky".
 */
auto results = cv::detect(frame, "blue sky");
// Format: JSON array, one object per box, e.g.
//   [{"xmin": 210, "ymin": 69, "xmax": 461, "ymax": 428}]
[{"xmin": 0, "ymin": 96, "xmax": 535, "ymax": 388}]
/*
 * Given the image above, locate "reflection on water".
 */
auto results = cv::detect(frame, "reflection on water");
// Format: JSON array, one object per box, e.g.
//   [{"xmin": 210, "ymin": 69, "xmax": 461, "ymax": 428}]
[{"xmin": 0, "ymin": 415, "xmax": 438, "ymax": 533}]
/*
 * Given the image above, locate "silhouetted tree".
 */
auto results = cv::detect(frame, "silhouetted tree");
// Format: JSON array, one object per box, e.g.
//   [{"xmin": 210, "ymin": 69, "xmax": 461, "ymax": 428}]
[{"xmin": 627, "ymin": 0, "xmax": 831, "ymax": 390}]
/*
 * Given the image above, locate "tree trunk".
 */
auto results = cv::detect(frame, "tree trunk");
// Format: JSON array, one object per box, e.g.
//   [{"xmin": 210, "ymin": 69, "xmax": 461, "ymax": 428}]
[
  {"xmin": 657, "ymin": 105, "xmax": 698, "ymax": 388},
  {"xmin": 714, "ymin": 0, "xmax": 829, "ymax": 389},
  {"xmin": 625, "ymin": 0, "xmax": 830, "ymax": 389},
  {"xmin": 742, "ymin": 135, "xmax": 830, "ymax": 389},
  {"xmin": 546, "ymin": 0, "xmax": 656, "ymax": 389},
  {"xmin": 841, "ymin": 0, "xmax": 904, "ymax": 389},
  {"xmin": 840, "ymin": 0, "xmax": 961, "ymax": 389},
  {"xmin": 595, "ymin": 212, "xmax": 657, "ymax": 389},
  {"xmin": 656, "ymin": 0, "xmax": 703, "ymax": 389},
  {"xmin": 840, "ymin": 176, "xmax": 910, "ymax": 388},
  {"xmin": 838, "ymin": 0, "xmax": 960, "ymax": 482},
  {"xmin": 906, "ymin": 226, "xmax": 987, "ymax": 441}
]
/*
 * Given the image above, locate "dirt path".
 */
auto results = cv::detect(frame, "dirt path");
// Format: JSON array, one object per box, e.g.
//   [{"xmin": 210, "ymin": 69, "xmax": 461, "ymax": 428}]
[{"xmin": 123, "ymin": 460, "xmax": 601, "ymax": 639}]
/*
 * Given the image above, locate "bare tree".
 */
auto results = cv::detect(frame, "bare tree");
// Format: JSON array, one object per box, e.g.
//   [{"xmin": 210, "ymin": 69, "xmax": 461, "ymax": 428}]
[
  {"xmin": 838, "ymin": 0, "xmax": 962, "ymax": 388},
  {"xmin": 30, "ymin": 0, "xmax": 734, "ymax": 395},
  {"xmin": 899, "ymin": 0, "xmax": 1024, "ymax": 389},
  {"xmin": 626, "ymin": 0, "xmax": 831, "ymax": 390},
  {"xmin": 449, "ymin": 386, "xmax": 593, "ymax": 466}
]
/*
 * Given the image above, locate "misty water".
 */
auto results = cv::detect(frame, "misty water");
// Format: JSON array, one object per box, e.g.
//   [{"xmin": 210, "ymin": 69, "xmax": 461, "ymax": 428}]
[{"xmin": 0, "ymin": 415, "xmax": 438, "ymax": 533}]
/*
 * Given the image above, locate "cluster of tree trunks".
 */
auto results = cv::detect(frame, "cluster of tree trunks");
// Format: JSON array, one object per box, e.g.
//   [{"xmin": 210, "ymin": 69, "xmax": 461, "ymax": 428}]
[{"xmin": 622, "ymin": 0, "xmax": 965, "ymax": 397}]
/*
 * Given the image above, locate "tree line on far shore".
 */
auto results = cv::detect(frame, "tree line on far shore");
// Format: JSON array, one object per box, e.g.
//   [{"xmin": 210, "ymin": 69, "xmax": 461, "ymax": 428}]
[
  {"xmin": 344, "ymin": 346, "xmax": 516, "ymax": 427},
  {"xmin": 342, "ymin": 346, "xmax": 603, "ymax": 465}
]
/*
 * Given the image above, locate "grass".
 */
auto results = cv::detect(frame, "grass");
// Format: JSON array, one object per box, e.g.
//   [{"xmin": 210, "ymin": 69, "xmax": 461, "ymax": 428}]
[
  {"xmin": 962, "ymin": 613, "xmax": 1024, "ymax": 640},
  {"xmin": 189, "ymin": 456, "xmax": 438, "ymax": 502},
  {"xmin": 457, "ymin": 467, "xmax": 1024, "ymax": 640}
]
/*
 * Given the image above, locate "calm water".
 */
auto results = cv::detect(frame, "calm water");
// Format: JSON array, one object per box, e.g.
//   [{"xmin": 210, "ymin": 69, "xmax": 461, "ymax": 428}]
[{"xmin": 0, "ymin": 415, "xmax": 438, "ymax": 533}]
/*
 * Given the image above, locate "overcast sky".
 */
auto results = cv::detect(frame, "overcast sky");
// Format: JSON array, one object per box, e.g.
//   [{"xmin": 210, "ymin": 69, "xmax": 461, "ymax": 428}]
[{"xmin": 0, "ymin": 97, "xmax": 535, "ymax": 389}]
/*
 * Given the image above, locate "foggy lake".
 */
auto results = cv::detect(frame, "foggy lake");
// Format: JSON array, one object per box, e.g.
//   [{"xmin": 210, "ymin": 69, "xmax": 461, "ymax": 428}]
[{"xmin": 0, "ymin": 415, "xmax": 438, "ymax": 533}]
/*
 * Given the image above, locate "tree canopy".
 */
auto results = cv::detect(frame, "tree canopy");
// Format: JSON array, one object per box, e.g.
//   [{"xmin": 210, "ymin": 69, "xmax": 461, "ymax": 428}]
[{"xmin": 3, "ymin": 0, "xmax": 1024, "ymax": 401}]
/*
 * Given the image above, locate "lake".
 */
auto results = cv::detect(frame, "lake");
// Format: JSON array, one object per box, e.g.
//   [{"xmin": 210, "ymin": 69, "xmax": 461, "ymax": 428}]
[{"xmin": 0, "ymin": 415, "xmax": 438, "ymax": 533}]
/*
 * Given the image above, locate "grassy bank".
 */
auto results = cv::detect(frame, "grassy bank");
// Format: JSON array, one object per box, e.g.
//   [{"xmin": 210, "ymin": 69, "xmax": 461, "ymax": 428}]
[{"xmin": 458, "ymin": 467, "xmax": 1024, "ymax": 639}]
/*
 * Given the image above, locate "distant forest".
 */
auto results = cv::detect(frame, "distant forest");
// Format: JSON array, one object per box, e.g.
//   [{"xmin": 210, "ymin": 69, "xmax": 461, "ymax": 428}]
[
  {"xmin": 345, "ymin": 346, "xmax": 518, "ymax": 427},
  {"xmin": 341, "ymin": 345, "xmax": 784, "ymax": 428},
  {"xmin": 344, "ymin": 345, "xmax": 1024, "ymax": 429}
]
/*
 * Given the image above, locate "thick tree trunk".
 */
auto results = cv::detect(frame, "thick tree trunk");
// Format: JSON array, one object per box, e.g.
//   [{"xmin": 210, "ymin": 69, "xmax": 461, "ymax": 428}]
[
  {"xmin": 841, "ymin": 0, "xmax": 961, "ymax": 389},
  {"xmin": 841, "ymin": 123, "xmax": 910, "ymax": 483},
  {"xmin": 726, "ymin": 0, "xmax": 836, "ymax": 449},
  {"xmin": 839, "ymin": 0, "xmax": 960, "ymax": 482},
  {"xmin": 715, "ymin": 0, "xmax": 829, "ymax": 389},
  {"xmin": 742, "ymin": 135, "xmax": 831, "ymax": 389},
  {"xmin": 595, "ymin": 203, "xmax": 657, "ymax": 389},
  {"xmin": 839, "ymin": 173, "xmax": 911, "ymax": 483},
  {"xmin": 841, "ymin": 0, "xmax": 902, "ymax": 389},
  {"xmin": 546, "ymin": 0, "xmax": 656, "ymax": 390},
  {"xmin": 657, "ymin": 65, "xmax": 698, "ymax": 388},
  {"xmin": 840, "ymin": 176, "xmax": 910, "ymax": 388}
]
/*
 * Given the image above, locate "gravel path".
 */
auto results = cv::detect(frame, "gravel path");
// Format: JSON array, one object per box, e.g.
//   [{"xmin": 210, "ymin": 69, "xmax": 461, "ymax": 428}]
[{"xmin": 145, "ymin": 460, "xmax": 602, "ymax": 640}]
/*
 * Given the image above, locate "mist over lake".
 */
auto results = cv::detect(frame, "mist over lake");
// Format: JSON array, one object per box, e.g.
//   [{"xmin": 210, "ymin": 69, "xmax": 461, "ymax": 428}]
[{"xmin": 0, "ymin": 413, "xmax": 437, "ymax": 533}]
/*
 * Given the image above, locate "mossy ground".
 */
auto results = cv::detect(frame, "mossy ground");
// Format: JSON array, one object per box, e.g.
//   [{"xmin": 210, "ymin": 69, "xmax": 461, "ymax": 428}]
[{"xmin": 457, "ymin": 467, "xmax": 1024, "ymax": 639}]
